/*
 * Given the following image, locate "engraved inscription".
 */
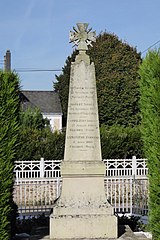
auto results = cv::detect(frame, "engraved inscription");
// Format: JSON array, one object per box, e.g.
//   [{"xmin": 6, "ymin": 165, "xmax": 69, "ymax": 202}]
[{"xmin": 67, "ymin": 83, "xmax": 99, "ymax": 151}]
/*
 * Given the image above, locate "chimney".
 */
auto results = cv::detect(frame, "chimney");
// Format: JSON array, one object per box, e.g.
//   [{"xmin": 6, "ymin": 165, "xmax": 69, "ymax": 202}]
[{"xmin": 4, "ymin": 50, "xmax": 11, "ymax": 71}]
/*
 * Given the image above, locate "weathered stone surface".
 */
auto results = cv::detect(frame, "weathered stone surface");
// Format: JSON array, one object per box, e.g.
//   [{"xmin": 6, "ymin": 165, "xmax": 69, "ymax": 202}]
[
  {"xmin": 50, "ymin": 23, "xmax": 117, "ymax": 239},
  {"xmin": 64, "ymin": 59, "xmax": 102, "ymax": 162},
  {"xmin": 30, "ymin": 225, "xmax": 152, "ymax": 239}
]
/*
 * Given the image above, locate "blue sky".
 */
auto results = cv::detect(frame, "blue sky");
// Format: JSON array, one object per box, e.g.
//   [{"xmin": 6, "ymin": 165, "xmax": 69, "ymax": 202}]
[{"xmin": 1, "ymin": 0, "xmax": 160, "ymax": 90}]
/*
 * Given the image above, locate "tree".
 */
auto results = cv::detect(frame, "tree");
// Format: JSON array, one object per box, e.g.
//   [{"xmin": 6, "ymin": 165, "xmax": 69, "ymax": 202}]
[
  {"xmin": 54, "ymin": 50, "xmax": 77, "ymax": 126},
  {"xmin": 19, "ymin": 107, "xmax": 49, "ymax": 131},
  {"xmin": 42, "ymin": 129, "xmax": 65, "ymax": 160},
  {"xmin": 54, "ymin": 32, "xmax": 141, "ymax": 127},
  {"xmin": 17, "ymin": 107, "xmax": 65, "ymax": 161},
  {"xmin": 139, "ymin": 49, "xmax": 160, "ymax": 239},
  {"xmin": 100, "ymin": 125, "xmax": 143, "ymax": 159},
  {"xmin": 0, "ymin": 71, "xmax": 20, "ymax": 239}
]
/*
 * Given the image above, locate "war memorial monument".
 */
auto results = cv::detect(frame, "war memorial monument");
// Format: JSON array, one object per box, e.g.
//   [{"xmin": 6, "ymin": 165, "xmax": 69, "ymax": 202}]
[{"xmin": 50, "ymin": 23, "xmax": 117, "ymax": 239}]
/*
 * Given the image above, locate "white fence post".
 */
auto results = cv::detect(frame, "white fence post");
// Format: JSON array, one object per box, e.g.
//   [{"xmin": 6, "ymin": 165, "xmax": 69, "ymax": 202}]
[
  {"xmin": 130, "ymin": 179, "xmax": 133, "ymax": 215},
  {"xmin": 132, "ymin": 156, "xmax": 137, "ymax": 215},
  {"xmin": 132, "ymin": 156, "xmax": 137, "ymax": 180},
  {"xmin": 40, "ymin": 158, "xmax": 45, "ymax": 178}
]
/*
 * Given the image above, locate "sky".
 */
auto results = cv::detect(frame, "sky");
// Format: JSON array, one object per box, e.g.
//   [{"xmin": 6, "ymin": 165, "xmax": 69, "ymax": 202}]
[{"xmin": 1, "ymin": 0, "xmax": 160, "ymax": 90}]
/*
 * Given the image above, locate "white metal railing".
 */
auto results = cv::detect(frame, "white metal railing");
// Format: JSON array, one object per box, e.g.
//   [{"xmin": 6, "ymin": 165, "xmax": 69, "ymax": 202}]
[
  {"xmin": 13, "ymin": 157, "xmax": 148, "ymax": 217},
  {"xmin": 14, "ymin": 159, "xmax": 61, "ymax": 180},
  {"xmin": 104, "ymin": 156, "xmax": 148, "ymax": 178}
]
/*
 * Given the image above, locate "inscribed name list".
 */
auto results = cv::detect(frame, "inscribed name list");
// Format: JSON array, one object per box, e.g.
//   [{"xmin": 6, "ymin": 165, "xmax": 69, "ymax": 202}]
[{"xmin": 64, "ymin": 61, "xmax": 101, "ymax": 161}]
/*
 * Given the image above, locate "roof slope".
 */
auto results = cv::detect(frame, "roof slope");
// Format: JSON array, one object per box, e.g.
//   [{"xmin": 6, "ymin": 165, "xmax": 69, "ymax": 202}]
[{"xmin": 21, "ymin": 91, "xmax": 62, "ymax": 114}]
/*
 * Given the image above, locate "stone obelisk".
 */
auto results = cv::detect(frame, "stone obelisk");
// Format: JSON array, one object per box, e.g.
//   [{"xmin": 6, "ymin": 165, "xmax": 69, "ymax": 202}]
[{"xmin": 50, "ymin": 23, "xmax": 117, "ymax": 239}]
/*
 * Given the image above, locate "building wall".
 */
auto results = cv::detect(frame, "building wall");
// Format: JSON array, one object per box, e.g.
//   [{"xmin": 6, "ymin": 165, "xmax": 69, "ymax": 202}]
[{"xmin": 43, "ymin": 113, "xmax": 62, "ymax": 132}]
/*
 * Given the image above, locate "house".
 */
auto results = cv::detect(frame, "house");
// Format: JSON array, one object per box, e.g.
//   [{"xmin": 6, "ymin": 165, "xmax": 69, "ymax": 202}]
[{"xmin": 20, "ymin": 90, "xmax": 62, "ymax": 132}]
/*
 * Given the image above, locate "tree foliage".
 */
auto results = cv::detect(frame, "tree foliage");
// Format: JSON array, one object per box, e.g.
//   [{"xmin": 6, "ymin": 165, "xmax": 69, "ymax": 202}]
[
  {"xmin": 100, "ymin": 125, "xmax": 143, "ymax": 159},
  {"xmin": 0, "ymin": 71, "xmax": 20, "ymax": 239},
  {"xmin": 19, "ymin": 107, "xmax": 49, "ymax": 130},
  {"xmin": 139, "ymin": 49, "xmax": 160, "ymax": 239},
  {"xmin": 54, "ymin": 32, "xmax": 141, "ymax": 127},
  {"xmin": 17, "ymin": 108, "xmax": 65, "ymax": 161},
  {"xmin": 54, "ymin": 50, "xmax": 77, "ymax": 125},
  {"xmin": 17, "ymin": 127, "xmax": 65, "ymax": 160}
]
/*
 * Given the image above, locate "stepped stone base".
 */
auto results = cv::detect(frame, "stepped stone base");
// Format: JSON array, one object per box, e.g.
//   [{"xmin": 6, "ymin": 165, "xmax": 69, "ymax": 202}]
[
  {"xmin": 50, "ymin": 164, "xmax": 118, "ymax": 239},
  {"xmin": 30, "ymin": 225, "xmax": 152, "ymax": 240},
  {"xmin": 50, "ymin": 213, "xmax": 117, "ymax": 239}
]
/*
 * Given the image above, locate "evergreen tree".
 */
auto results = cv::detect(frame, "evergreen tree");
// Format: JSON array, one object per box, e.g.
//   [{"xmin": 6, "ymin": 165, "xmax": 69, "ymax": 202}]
[
  {"xmin": 17, "ymin": 108, "xmax": 65, "ymax": 160},
  {"xmin": 54, "ymin": 32, "xmax": 141, "ymax": 127},
  {"xmin": 54, "ymin": 50, "xmax": 77, "ymax": 126},
  {"xmin": 89, "ymin": 33, "xmax": 141, "ymax": 126},
  {"xmin": 19, "ymin": 107, "xmax": 49, "ymax": 131},
  {"xmin": 100, "ymin": 125, "xmax": 143, "ymax": 159},
  {"xmin": 0, "ymin": 71, "xmax": 20, "ymax": 239},
  {"xmin": 139, "ymin": 49, "xmax": 160, "ymax": 239}
]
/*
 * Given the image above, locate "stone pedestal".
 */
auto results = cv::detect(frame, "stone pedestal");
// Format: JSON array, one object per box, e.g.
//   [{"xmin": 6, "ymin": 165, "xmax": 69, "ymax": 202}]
[
  {"xmin": 50, "ymin": 24, "xmax": 117, "ymax": 239},
  {"xmin": 50, "ymin": 168, "xmax": 117, "ymax": 239}
]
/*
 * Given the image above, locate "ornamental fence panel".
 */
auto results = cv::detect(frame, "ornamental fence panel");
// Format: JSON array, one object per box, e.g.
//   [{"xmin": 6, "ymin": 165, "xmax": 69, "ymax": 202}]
[{"xmin": 13, "ymin": 157, "xmax": 148, "ymax": 217}]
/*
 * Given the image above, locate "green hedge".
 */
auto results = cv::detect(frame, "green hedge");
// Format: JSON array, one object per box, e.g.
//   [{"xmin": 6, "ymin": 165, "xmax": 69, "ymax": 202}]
[
  {"xmin": 0, "ymin": 71, "xmax": 20, "ymax": 239},
  {"xmin": 139, "ymin": 50, "xmax": 160, "ymax": 240},
  {"xmin": 100, "ymin": 124, "xmax": 143, "ymax": 159}
]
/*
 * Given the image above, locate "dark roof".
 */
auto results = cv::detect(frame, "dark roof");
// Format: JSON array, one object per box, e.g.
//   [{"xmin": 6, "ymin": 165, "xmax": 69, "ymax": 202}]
[{"xmin": 21, "ymin": 91, "xmax": 62, "ymax": 114}]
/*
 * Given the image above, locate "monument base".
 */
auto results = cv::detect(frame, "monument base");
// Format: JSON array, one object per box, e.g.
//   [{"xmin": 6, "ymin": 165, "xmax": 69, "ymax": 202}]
[
  {"xmin": 50, "ymin": 213, "xmax": 117, "ymax": 239},
  {"xmin": 50, "ymin": 164, "xmax": 117, "ymax": 239}
]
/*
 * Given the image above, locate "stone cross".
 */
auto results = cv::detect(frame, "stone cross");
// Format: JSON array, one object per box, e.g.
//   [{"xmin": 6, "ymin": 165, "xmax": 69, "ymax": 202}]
[{"xmin": 69, "ymin": 23, "xmax": 96, "ymax": 51}]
